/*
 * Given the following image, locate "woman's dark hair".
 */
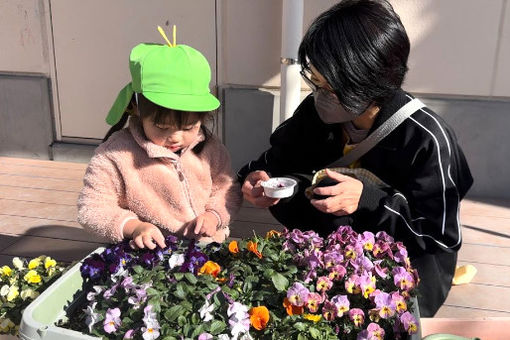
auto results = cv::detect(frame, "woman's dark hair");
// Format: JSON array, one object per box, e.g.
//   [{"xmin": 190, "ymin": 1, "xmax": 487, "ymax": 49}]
[
  {"xmin": 103, "ymin": 94, "xmax": 212, "ymax": 154},
  {"xmin": 298, "ymin": 0, "xmax": 410, "ymax": 115}
]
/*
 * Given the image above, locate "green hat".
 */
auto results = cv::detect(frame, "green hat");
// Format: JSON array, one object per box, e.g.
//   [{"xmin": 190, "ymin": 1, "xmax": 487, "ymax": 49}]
[{"xmin": 106, "ymin": 43, "xmax": 220, "ymax": 125}]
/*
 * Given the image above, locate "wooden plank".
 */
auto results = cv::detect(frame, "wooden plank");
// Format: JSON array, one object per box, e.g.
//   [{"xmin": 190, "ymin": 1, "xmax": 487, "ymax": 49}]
[
  {"xmin": 0, "ymin": 214, "xmax": 106, "ymax": 243},
  {"xmin": 456, "ymin": 261, "xmax": 510, "ymax": 287},
  {"xmin": 0, "ymin": 198, "xmax": 77, "ymax": 222},
  {"xmin": 234, "ymin": 206, "xmax": 280, "ymax": 224},
  {"xmin": 0, "ymin": 185, "xmax": 79, "ymax": 205},
  {"xmin": 462, "ymin": 214, "xmax": 510, "ymax": 234},
  {"xmin": 0, "ymin": 235, "xmax": 105, "ymax": 263},
  {"xmin": 0, "ymin": 163, "xmax": 86, "ymax": 180},
  {"xmin": 458, "ymin": 243, "xmax": 510, "ymax": 266},
  {"xmin": 435, "ymin": 304, "xmax": 510, "ymax": 318},
  {"xmin": 461, "ymin": 199, "xmax": 510, "ymax": 219},
  {"xmin": 0, "ymin": 156, "xmax": 88, "ymax": 170},
  {"xmin": 0, "ymin": 174, "xmax": 83, "ymax": 191},
  {"xmin": 230, "ymin": 220, "xmax": 283, "ymax": 239},
  {"xmin": 462, "ymin": 225, "xmax": 510, "ymax": 248},
  {"xmin": 443, "ymin": 283, "xmax": 510, "ymax": 312}
]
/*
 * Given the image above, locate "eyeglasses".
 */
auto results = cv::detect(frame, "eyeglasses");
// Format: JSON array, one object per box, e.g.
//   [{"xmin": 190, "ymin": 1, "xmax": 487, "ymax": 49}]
[
  {"xmin": 300, "ymin": 68, "xmax": 319, "ymax": 92},
  {"xmin": 300, "ymin": 67, "xmax": 335, "ymax": 94}
]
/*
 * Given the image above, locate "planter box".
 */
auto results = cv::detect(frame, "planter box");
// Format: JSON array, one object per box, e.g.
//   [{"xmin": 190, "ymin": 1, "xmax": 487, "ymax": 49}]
[
  {"xmin": 19, "ymin": 249, "xmax": 104, "ymax": 340},
  {"xmin": 421, "ymin": 317, "xmax": 510, "ymax": 340},
  {"xmin": 19, "ymin": 246, "xmax": 427, "ymax": 340}
]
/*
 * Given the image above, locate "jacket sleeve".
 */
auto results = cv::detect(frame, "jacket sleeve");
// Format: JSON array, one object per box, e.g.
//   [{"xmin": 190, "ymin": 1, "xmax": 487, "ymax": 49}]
[
  {"xmin": 77, "ymin": 151, "xmax": 137, "ymax": 243},
  {"xmin": 204, "ymin": 139, "xmax": 243, "ymax": 231},
  {"xmin": 356, "ymin": 132, "xmax": 473, "ymax": 255}
]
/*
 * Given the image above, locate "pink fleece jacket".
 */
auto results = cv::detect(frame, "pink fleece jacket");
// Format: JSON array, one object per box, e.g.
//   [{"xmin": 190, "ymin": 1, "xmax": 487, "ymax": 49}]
[{"xmin": 77, "ymin": 117, "xmax": 242, "ymax": 243}]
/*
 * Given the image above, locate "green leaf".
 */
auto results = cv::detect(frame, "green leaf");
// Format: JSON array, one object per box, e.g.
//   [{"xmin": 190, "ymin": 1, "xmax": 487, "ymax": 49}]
[
  {"xmin": 173, "ymin": 272, "xmax": 184, "ymax": 280},
  {"xmin": 191, "ymin": 324, "xmax": 205, "ymax": 338},
  {"xmin": 132, "ymin": 265, "xmax": 144, "ymax": 274},
  {"xmin": 164, "ymin": 305, "xmax": 182, "ymax": 322},
  {"xmin": 271, "ymin": 272, "xmax": 289, "ymax": 291},
  {"xmin": 294, "ymin": 322, "xmax": 307, "ymax": 331},
  {"xmin": 146, "ymin": 287, "xmax": 160, "ymax": 296},
  {"xmin": 174, "ymin": 283, "xmax": 186, "ymax": 299},
  {"xmin": 209, "ymin": 320, "xmax": 226, "ymax": 334},
  {"xmin": 184, "ymin": 272, "xmax": 198, "ymax": 285},
  {"xmin": 297, "ymin": 334, "xmax": 308, "ymax": 340},
  {"xmin": 177, "ymin": 315, "xmax": 187, "ymax": 327},
  {"xmin": 309, "ymin": 327, "xmax": 321, "ymax": 339}
]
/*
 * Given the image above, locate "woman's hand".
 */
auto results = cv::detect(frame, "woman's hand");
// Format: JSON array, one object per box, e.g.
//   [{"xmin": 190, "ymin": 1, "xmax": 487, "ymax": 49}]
[
  {"xmin": 192, "ymin": 211, "xmax": 219, "ymax": 237},
  {"xmin": 241, "ymin": 171, "xmax": 280, "ymax": 208},
  {"xmin": 124, "ymin": 220, "xmax": 166, "ymax": 250},
  {"xmin": 310, "ymin": 169, "xmax": 363, "ymax": 216}
]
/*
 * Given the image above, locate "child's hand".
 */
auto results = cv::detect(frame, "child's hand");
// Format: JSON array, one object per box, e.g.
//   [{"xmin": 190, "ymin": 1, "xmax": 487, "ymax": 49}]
[
  {"xmin": 192, "ymin": 211, "xmax": 219, "ymax": 237},
  {"xmin": 125, "ymin": 220, "xmax": 166, "ymax": 250}
]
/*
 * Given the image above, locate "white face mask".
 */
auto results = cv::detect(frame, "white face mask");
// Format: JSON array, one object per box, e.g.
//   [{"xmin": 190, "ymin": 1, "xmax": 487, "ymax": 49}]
[{"xmin": 313, "ymin": 89, "xmax": 358, "ymax": 124}]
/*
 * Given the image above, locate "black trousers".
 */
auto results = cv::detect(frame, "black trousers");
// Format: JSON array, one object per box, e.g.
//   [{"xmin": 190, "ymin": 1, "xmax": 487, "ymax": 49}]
[{"xmin": 268, "ymin": 174, "xmax": 455, "ymax": 317}]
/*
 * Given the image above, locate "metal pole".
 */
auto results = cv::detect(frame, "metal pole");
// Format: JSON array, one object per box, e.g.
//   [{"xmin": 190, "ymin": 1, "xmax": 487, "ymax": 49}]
[{"xmin": 280, "ymin": 0, "xmax": 304, "ymax": 123}]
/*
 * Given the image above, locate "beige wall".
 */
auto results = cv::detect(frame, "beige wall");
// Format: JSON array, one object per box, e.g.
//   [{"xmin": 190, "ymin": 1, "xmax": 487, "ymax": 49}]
[
  {"xmin": 221, "ymin": 0, "xmax": 510, "ymax": 97},
  {"xmin": 50, "ymin": 0, "xmax": 217, "ymax": 140},
  {"xmin": 0, "ymin": 0, "xmax": 51, "ymax": 74},
  {"xmin": 1, "ymin": 0, "xmax": 509, "ymax": 141}
]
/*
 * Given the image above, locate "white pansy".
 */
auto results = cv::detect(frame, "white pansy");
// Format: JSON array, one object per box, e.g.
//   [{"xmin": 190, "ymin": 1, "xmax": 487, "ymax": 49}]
[
  {"xmin": 20, "ymin": 288, "xmax": 39, "ymax": 300},
  {"xmin": 0, "ymin": 285, "xmax": 9, "ymax": 296},
  {"xmin": 217, "ymin": 335, "xmax": 230, "ymax": 340},
  {"xmin": 199, "ymin": 299, "xmax": 215, "ymax": 322},
  {"xmin": 168, "ymin": 253, "xmax": 185, "ymax": 269},
  {"xmin": 12, "ymin": 257, "xmax": 24, "ymax": 270}
]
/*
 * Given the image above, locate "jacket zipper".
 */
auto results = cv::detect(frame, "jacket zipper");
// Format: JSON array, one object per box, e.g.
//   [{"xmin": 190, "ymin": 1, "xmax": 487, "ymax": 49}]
[{"xmin": 173, "ymin": 160, "xmax": 198, "ymax": 218}]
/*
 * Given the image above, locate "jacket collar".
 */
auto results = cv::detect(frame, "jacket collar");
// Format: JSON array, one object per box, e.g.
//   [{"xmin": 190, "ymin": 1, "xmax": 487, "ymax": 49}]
[
  {"xmin": 128, "ymin": 116, "xmax": 205, "ymax": 161},
  {"xmin": 370, "ymin": 88, "xmax": 412, "ymax": 132}
]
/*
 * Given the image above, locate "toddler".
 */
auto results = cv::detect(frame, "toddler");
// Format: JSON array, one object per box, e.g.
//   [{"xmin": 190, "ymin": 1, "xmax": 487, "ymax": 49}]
[{"xmin": 78, "ymin": 41, "xmax": 242, "ymax": 249}]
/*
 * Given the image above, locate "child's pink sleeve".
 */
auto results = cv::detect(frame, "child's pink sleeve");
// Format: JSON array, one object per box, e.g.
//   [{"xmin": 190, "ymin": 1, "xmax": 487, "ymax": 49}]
[
  {"xmin": 204, "ymin": 140, "xmax": 242, "ymax": 234},
  {"xmin": 77, "ymin": 152, "xmax": 137, "ymax": 243}
]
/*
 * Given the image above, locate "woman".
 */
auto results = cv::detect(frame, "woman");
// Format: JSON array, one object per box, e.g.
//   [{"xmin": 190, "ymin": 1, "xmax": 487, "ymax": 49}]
[{"xmin": 238, "ymin": 0, "xmax": 473, "ymax": 317}]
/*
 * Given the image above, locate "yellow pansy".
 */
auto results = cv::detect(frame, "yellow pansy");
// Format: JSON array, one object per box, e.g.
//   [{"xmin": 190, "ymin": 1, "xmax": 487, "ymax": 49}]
[
  {"xmin": 28, "ymin": 258, "xmax": 42, "ymax": 270},
  {"xmin": 7, "ymin": 285, "xmax": 19, "ymax": 302},
  {"xmin": 24, "ymin": 270, "xmax": 42, "ymax": 284},
  {"xmin": 303, "ymin": 313, "xmax": 322, "ymax": 323},
  {"xmin": 0, "ymin": 265, "xmax": 12, "ymax": 276},
  {"xmin": 12, "ymin": 257, "xmax": 24, "ymax": 270},
  {"xmin": 44, "ymin": 257, "xmax": 56, "ymax": 270}
]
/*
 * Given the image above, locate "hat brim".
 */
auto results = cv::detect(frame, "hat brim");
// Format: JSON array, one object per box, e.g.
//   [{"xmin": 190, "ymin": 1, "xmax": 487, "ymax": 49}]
[
  {"xmin": 143, "ymin": 91, "xmax": 220, "ymax": 112},
  {"xmin": 106, "ymin": 83, "xmax": 134, "ymax": 126}
]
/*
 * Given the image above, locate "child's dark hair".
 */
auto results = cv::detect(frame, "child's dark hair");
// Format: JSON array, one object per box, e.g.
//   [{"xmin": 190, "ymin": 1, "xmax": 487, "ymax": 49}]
[
  {"xmin": 103, "ymin": 94, "xmax": 212, "ymax": 153},
  {"xmin": 298, "ymin": 0, "xmax": 410, "ymax": 115}
]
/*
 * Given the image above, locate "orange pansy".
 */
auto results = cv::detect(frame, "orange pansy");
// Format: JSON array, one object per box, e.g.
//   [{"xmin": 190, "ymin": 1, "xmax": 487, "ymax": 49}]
[
  {"xmin": 265, "ymin": 230, "xmax": 282, "ymax": 239},
  {"xmin": 283, "ymin": 297, "xmax": 304, "ymax": 316},
  {"xmin": 249, "ymin": 306, "xmax": 270, "ymax": 330},
  {"xmin": 228, "ymin": 240, "xmax": 239, "ymax": 254},
  {"xmin": 198, "ymin": 261, "xmax": 221, "ymax": 278},
  {"xmin": 247, "ymin": 241, "xmax": 263, "ymax": 259}
]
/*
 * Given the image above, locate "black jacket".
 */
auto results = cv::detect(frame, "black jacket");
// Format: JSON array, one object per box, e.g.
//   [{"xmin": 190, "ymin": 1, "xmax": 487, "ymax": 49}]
[{"xmin": 238, "ymin": 89, "xmax": 473, "ymax": 316}]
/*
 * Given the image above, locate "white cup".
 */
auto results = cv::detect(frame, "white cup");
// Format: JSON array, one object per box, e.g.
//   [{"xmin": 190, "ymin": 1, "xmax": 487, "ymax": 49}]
[{"xmin": 260, "ymin": 177, "xmax": 297, "ymax": 198}]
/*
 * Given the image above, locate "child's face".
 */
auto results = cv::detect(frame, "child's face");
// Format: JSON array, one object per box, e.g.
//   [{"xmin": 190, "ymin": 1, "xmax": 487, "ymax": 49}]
[{"xmin": 141, "ymin": 114, "xmax": 202, "ymax": 153}]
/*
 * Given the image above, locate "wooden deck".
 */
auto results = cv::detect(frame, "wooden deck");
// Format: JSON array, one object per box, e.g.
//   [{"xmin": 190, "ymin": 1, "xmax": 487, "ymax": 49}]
[{"xmin": 1, "ymin": 156, "xmax": 510, "ymax": 334}]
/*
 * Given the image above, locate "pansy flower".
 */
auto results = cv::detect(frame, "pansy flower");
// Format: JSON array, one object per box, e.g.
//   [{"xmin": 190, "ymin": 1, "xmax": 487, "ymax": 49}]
[
  {"xmin": 348, "ymin": 308, "xmax": 365, "ymax": 327},
  {"xmin": 287, "ymin": 282, "xmax": 309, "ymax": 307},
  {"xmin": 103, "ymin": 307, "xmax": 122, "ymax": 334}
]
